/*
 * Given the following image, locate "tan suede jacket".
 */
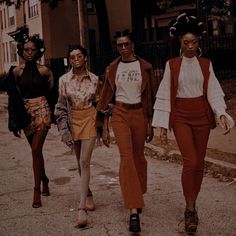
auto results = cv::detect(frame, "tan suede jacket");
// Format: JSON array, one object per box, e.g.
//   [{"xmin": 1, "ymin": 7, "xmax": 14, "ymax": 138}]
[{"xmin": 96, "ymin": 56, "xmax": 158, "ymax": 120}]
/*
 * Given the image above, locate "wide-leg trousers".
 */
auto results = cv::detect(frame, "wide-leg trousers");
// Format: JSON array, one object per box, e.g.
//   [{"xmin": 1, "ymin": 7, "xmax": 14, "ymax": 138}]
[
  {"xmin": 173, "ymin": 96, "xmax": 211, "ymax": 199},
  {"xmin": 111, "ymin": 105, "xmax": 147, "ymax": 209}
]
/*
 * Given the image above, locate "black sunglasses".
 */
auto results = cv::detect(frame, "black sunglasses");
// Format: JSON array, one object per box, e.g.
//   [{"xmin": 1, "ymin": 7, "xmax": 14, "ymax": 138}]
[{"xmin": 117, "ymin": 42, "xmax": 130, "ymax": 47}]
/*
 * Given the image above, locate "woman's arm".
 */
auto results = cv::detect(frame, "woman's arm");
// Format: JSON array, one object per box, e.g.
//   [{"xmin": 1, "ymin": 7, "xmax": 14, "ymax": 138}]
[
  {"xmin": 7, "ymin": 65, "xmax": 31, "ymax": 136},
  {"xmin": 207, "ymin": 62, "xmax": 235, "ymax": 131},
  {"xmin": 54, "ymin": 79, "xmax": 73, "ymax": 147},
  {"xmin": 152, "ymin": 61, "xmax": 171, "ymax": 129},
  {"xmin": 102, "ymin": 115, "xmax": 110, "ymax": 147}
]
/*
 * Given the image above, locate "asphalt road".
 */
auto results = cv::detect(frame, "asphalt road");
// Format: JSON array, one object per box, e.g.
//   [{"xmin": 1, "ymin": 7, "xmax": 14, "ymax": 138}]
[{"xmin": 0, "ymin": 100, "xmax": 236, "ymax": 236}]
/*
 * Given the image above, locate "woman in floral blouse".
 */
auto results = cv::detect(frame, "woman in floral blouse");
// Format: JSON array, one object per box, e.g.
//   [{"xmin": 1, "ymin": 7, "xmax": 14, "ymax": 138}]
[{"xmin": 55, "ymin": 45, "xmax": 99, "ymax": 228}]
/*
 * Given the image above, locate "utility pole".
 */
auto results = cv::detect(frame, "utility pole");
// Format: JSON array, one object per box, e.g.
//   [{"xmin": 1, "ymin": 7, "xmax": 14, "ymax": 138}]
[
  {"xmin": 77, "ymin": 0, "xmax": 88, "ymax": 49},
  {"xmin": 77, "ymin": 0, "xmax": 91, "ymax": 68}
]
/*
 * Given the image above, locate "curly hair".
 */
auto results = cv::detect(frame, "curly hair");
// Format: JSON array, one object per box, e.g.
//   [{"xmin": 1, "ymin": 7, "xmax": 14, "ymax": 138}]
[
  {"xmin": 17, "ymin": 34, "xmax": 46, "ymax": 60},
  {"xmin": 9, "ymin": 27, "xmax": 45, "ymax": 60},
  {"xmin": 169, "ymin": 13, "xmax": 206, "ymax": 39},
  {"xmin": 68, "ymin": 44, "xmax": 88, "ymax": 58}
]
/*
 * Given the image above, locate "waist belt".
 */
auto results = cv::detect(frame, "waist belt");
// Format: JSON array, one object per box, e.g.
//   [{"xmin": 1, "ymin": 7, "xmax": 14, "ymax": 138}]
[{"xmin": 115, "ymin": 101, "xmax": 142, "ymax": 110}]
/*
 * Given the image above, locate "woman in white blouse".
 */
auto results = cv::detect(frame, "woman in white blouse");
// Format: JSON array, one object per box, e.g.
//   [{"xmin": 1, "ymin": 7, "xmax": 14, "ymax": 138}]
[{"xmin": 152, "ymin": 13, "xmax": 234, "ymax": 234}]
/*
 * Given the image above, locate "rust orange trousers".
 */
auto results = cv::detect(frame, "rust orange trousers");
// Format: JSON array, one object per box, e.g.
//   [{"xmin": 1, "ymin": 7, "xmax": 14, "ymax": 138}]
[
  {"xmin": 111, "ymin": 105, "xmax": 147, "ymax": 209},
  {"xmin": 173, "ymin": 96, "xmax": 211, "ymax": 199}
]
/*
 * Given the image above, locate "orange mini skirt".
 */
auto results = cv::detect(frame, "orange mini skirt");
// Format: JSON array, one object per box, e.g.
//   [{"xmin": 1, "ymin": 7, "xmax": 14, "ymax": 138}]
[{"xmin": 71, "ymin": 106, "xmax": 97, "ymax": 141}]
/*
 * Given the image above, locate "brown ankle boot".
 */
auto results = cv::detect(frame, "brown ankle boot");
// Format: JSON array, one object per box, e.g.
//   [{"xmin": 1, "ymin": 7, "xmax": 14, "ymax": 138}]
[
  {"xmin": 184, "ymin": 209, "xmax": 197, "ymax": 234},
  {"xmin": 32, "ymin": 188, "xmax": 42, "ymax": 208}
]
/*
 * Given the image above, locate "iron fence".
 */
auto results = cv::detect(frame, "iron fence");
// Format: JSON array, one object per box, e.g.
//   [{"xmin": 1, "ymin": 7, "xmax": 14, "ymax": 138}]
[{"xmin": 48, "ymin": 34, "xmax": 236, "ymax": 85}]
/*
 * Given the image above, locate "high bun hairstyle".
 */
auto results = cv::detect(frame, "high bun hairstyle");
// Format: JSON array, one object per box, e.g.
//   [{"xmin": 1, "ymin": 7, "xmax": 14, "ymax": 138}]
[
  {"xmin": 113, "ymin": 29, "xmax": 134, "ymax": 42},
  {"xmin": 169, "ymin": 13, "xmax": 206, "ymax": 39},
  {"xmin": 9, "ymin": 26, "xmax": 46, "ymax": 60}
]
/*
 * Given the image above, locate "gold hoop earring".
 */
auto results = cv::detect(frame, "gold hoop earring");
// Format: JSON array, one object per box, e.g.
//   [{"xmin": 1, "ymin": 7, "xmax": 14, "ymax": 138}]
[
  {"xmin": 197, "ymin": 47, "xmax": 202, "ymax": 57},
  {"xmin": 179, "ymin": 48, "xmax": 183, "ymax": 57}
]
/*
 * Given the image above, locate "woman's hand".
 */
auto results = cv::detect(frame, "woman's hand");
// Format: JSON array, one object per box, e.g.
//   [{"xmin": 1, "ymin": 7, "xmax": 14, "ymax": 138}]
[
  {"xmin": 65, "ymin": 140, "xmax": 74, "ymax": 152},
  {"xmin": 102, "ymin": 117, "xmax": 110, "ymax": 147},
  {"xmin": 102, "ymin": 127, "xmax": 110, "ymax": 147},
  {"xmin": 160, "ymin": 127, "xmax": 168, "ymax": 144},
  {"xmin": 146, "ymin": 123, "xmax": 154, "ymax": 143},
  {"xmin": 220, "ymin": 115, "xmax": 231, "ymax": 135},
  {"xmin": 103, "ymin": 104, "xmax": 114, "ymax": 116},
  {"xmin": 13, "ymin": 130, "xmax": 21, "ymax": 138}
]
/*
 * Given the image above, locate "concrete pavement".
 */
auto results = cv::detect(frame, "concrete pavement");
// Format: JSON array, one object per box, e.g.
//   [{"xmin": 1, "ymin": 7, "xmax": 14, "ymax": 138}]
[{"xmin": 0, "ymin": 95, "xmax": 236, "ymax": 235}]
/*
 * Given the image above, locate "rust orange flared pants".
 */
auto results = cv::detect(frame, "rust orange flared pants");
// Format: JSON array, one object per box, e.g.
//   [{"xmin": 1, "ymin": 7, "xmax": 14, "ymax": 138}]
[
  {"xmin": 111, "ymin": 104, "xmax": 147, "ymax": 209},
  {"xmin": 173, "ymin": 96, "xmax": 211, "ymax": 199}
]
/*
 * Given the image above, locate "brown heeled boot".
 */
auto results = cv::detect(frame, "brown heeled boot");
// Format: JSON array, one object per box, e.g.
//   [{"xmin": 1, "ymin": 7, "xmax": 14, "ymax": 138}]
[{"xmin": 32, "ymin": 188, "xmax": 42, "ymax": 208}]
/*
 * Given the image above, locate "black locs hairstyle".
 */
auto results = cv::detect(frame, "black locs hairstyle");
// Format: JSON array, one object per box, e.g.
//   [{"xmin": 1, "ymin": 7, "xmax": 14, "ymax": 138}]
[
  {"xmin": 169, "ymin": 13, "xmax": 206, "ymax": 39},
  {"xmin": 8, "ymin": 26, "xmax": 46, "ymax": 60}
]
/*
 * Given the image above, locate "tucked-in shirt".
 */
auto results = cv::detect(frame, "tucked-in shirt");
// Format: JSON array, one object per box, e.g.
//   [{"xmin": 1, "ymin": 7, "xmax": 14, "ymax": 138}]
[
  {"xmin": 152, "ymin": 56, "xmax": 234, "ymax": 129},
  {"xmin": 58, "ymin": 69, "xmax": 98, "ymax": 110},
  {"xmin": 115, "ymin": 60, "xmax": 142, "ymax": 104}
]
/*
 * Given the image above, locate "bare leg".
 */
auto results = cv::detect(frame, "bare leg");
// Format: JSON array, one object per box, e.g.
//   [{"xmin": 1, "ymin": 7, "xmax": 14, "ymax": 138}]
[{"xmin": 26, "ymin": 128, "xmax": 48, "ymax": 207}]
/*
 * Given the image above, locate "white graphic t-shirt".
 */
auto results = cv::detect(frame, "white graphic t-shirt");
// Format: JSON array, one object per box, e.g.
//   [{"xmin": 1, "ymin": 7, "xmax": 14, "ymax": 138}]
[{"xmin": 115, "ymin": 60, "xmax": 142, "ymax": 104}]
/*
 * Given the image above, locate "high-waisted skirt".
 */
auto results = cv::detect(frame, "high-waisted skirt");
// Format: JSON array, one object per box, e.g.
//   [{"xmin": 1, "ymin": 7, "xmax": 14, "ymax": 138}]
[
  {"xmin": 23, "ymin": 96, "xmax": 51, "ymax": 136},
  {"xmin": 71, "ymin": 106, "xmax": 97, "ymax": 141}
]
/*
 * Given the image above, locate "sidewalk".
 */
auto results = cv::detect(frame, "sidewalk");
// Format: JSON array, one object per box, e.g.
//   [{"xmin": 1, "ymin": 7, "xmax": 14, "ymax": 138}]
[{"xmin": 149, "ymin": 126, "xmax": 236, "ymax": 179}]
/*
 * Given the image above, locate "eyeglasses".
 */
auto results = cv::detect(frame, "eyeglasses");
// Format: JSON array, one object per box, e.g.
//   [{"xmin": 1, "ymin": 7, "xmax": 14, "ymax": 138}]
[
  {"xmin": 23, "ymin": 48, "xmax": 37, "ymax": 53},
  {"xmin": 117, "ymin": 42, "xmax": 130, "ymax": 48}
]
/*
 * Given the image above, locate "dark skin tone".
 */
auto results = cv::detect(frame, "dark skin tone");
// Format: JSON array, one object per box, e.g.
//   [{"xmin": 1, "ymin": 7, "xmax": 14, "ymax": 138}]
[
  {"xmin": 102, "ymin": 36, "xmax": 154, "ymax": 147},
  {"xmin": 67, "ymin": 49, "xmax": 93, "ymax": 197},
  {"xmin": 102, "ymin": 36, "xmax": 153, "ymax": 215},
  {"xmin": 159, "ymin": 32, "xmax": 231, "ymax": 211},
  {"xmin": 12, "ymin": 40, "xmax": 53, "ymax": 207},
  {"xmin": 160, "ymin": 33, "xmax": 230, "ymax": 145}
]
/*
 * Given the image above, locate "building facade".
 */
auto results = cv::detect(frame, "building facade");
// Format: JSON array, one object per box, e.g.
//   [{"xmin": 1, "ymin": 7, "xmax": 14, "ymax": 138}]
[
  {"xmin": 0, "ymin": 0, "xmax": 132, "ymax": 74},
  {"xmin": 1, "ymin": 0, "xmax": 235, "ymax": 79}
]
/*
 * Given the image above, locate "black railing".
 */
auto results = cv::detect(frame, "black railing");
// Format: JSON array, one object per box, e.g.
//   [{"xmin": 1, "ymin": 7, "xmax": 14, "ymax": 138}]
[
  {"xmin": 200, "ymin": 34, "xmax": 236, "ymax": 80},
  {"xmin": 138, "ymin": 34, "xmax": 236, "ymax": 81},
  {"xmin": 47, "ymin": 34, "xmax": 236, "ymax": 83}
]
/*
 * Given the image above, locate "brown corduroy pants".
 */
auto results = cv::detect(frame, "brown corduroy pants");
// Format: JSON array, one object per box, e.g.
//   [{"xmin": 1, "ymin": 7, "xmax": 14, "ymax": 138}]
[
  {"xmin": 111, "ymin": 105, "xmax": 147, "ymax": 209},
  {"xmin": 173, "ymin": 96, "xmax": 211, "ymax": 199}
]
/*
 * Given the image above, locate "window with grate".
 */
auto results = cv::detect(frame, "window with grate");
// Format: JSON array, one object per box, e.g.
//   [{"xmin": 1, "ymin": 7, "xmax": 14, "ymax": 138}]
[
  {"xmin": 0, "ymin": 10, "xmax": 2, "ymax": 29},
  {"xmin": 8, "ymin": 5, "xmax": 15, "ymax": 27},
  {"xmin": 10, "ymin": 41, "xmax": 17, "ymax": 63},
  {"xmin": 6, "ymin": 42, "xmax": 9, "ymax": 63},
  {"xmin": 2, "ymin": 43, "xmax": 5, "ymax": 63},
  {"xmin": 28, "ymin": 0, "xmax": 39, "ymax": 18},
  {"xmin": 3, "ymin": 8, "xmax": 6, "ymax": 28}
]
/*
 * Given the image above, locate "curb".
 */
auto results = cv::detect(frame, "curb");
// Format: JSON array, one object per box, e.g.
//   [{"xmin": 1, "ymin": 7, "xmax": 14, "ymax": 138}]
[{"xmin": 145, "ymin": 143, "xmax": 236, "ymax": 178}]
